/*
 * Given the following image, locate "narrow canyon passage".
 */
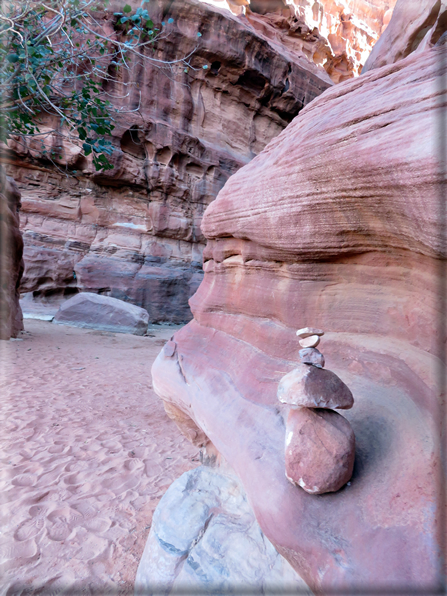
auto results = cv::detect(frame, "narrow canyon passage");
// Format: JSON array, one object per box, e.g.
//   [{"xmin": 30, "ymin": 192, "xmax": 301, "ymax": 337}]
[{"xmin": 0, "ymin": 321, "xmax": 198, "ymax": 594}]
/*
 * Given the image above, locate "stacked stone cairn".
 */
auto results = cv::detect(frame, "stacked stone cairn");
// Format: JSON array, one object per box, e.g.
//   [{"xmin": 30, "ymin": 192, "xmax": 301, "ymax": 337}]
[{"xmin": 277, "ymin": 328, "xmax": 355, "ymax": 495}]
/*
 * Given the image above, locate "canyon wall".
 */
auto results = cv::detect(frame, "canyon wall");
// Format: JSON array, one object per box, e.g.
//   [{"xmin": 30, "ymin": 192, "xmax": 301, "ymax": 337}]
[
  {"xmin": 0, "ymin": 166, "xmax": 24, "ymax": 340},
  {"xmin": 150, "ymin": 0, "xmax": 446, "ymax": 590},
  {"xmin": 206, "ymin": 0, "xmax": 398, "ymax": 82},
  {"xmin": 4, "ymin": 0, "xmax": 397, "ymax": 323},
  {"xmin": 3, "ymin": 0, "xmax": 333, "ymax": 323}
]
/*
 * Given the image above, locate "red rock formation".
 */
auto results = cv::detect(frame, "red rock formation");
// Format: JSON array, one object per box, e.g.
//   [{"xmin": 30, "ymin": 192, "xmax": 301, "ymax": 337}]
[
  {"xmin": 4, "ymin": 0, "xmax": 332, "ymax": 323},
  {"xmin": 152, "ymin": 19, "xmax": 446, "ymax": 594},
  {"xmin": 0, "ymin": 166, "xmax": 24, "ymax": 339},
  {"xmin": 363, "ymin": 0, "xmax": 447, "ymax": 73},
  {"xmin": 203, "ymin": 0, "xmax": 398, "ymax": 81}
]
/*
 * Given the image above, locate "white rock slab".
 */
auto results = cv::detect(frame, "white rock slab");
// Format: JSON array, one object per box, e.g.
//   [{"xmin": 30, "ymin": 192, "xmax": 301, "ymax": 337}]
[{"xmin": 135, "ymin": 465, "xmax": 312, "ymax": 595}]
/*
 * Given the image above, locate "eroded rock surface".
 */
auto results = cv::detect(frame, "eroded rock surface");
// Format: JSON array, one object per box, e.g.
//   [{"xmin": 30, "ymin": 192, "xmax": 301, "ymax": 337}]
[
  {"xmin": 151, "ymin": 8, "xmax": 446, "ymax": 592},
  {"xmin": 135, "ymin": 464, "xmax": 312, "ymax": 595},
  {"xmin": 0, "ymin": 166, "xmax": 24, "ymax": 339},
  {"xmin": 363, "ymin": 0, "xmax": 447, "ymax": 73},
  {"xmin": 204, "ymin": 0, "xmax": 398, "ymax": 81},
  {"xmin": 4, "ymin": 0, "xmax": 333, "ymax": 323}
]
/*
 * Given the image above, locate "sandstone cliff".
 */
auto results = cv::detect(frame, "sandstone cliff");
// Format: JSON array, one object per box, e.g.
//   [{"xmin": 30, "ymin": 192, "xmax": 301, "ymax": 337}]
[
  {"xmin": 151, "ymin": 3, "xmax": 446, "ymax": 591},
  {"xmin": 206, "ymin": 0, "xmax": 398, "ymax": 81},
  {"xmin": 0, "ymin": 167, "xmax": 24, "ymax": 340},
  {"xmin": 4, "ymin": 0, "xmax": 333, "ymax": 323},
  {"xmin": 363, "ymin": 0, "xmax": 447, "ymax": 72}
]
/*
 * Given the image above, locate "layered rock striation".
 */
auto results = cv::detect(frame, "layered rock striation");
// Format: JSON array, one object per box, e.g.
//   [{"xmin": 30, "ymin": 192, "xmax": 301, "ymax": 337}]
[
  {"xmin": 151, "ymin": 4, "xmax": 446, "ymax": 591},
  {"xmin": 4, "ymin": 0, "xmax": 333, "ymax": 323}
]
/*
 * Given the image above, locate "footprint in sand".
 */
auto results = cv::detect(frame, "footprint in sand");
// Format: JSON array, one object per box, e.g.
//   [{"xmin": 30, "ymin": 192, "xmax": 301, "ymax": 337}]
[
  {"xmin": 84, "ymin": 517, "xmax": 111, "ymax": 533},
  {"xmin": 72, "ymin": 533, "xmax": 109, "ymax": 560},
  {"xmin": 64, "ymin": 473, "xmax": 81, "ymax": 485},
  {"xmin": 101, "ymin": 473, "xmax": 140, "ymax": 494},
  {"xmin": 63, "ymin": 461, "xmax": 84, "ymax": 473},
  {"xmin": 39, "ymin": 570, "xmax": 76, "ymax": 596},
  {"xmin": 102, "ymin": 440, "xmax": 122, "ymax": 451},
  {"xmin": 124, "ymin": 458, "xmax": 144, "ymax": 472},
  {"xmin": 48, "ymin": 520, "xmax": 72, "ymax": 542},
  {"xmin": 0, "ymin": 538, "xmax": 38, "ymax": 562},
  {"xmin": 11, "ymin": 473, "xmax": 37, "ymax": 487},
  {"xmin": 15, "ymin": 517, "xmax": 44, "ymax": 541},
  {"xmin": 143, "ymin": 460, "xmax": 163, "ymax": 477},
  {"xmin": 29, "ymin": 505, "xmax": 50, "ymax": 519},
  {"xmin": 48, "ymin": 444, "xmax": 67, "ymax": 454},
  {"xmin": 71, "ymin": 501, "xmax": 97, "ymax": 520}
]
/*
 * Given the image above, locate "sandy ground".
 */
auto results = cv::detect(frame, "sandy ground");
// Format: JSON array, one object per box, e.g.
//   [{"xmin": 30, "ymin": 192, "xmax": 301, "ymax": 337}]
[{"xmin": 0, "ymin": 320, "xmax": 199, "ymax": 595}]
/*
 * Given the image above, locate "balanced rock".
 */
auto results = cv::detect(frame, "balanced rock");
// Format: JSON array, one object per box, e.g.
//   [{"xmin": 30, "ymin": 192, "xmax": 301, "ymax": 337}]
[
  {"xmin": 299, "ymin": 348, "xmax": 324, "ymax": 368},
  {"xmin": 53, "ymin": 292, "xmax": 149, "ymax": 335},
  {"xmin": 277, "ymin": 363, "xmax": 353, "ymax": 409},
  {"xmin": 285, "ymin": 408, "xmax": 355, "ymax": 494},
  {"xmin": 298, "ymin": 335, "xmax": 321, "ymax": 348},
  {"xmin": 296, "ymin": 327, "xmax": 324, "ymax": 339}
]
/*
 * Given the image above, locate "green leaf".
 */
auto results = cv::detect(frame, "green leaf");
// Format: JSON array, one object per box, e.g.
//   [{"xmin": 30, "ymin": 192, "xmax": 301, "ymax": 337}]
[
  {"xmin": 123, "ymin": 4, "xmax": 132, "ymax": 13},
  {"xmin": 78, "ymin": 127, "xmax": 87, "ymax": 140}
]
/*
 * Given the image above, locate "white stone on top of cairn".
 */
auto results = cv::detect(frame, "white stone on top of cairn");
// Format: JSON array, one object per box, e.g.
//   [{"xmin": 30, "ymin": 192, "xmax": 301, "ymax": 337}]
[{"xmin": 296, "ymin": 327, "xmax": 324, "ymax": 339}]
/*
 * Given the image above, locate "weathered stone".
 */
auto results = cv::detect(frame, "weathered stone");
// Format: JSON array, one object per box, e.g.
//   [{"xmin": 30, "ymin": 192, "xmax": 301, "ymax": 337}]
[
  {"xmin": 296, "ymin": 327, "xmax": 324, "ymax": 339},
  {"xmin": 363, "ymin": 0, "xmax": 446, "ymax": 74},
  {"xmin": 243, "ymin": 0, "xmax": 398, "ymax": 81},
  {"xmin": 0, "ymin": 166, "xmax": 24, "ymax": 340},
  {"xmin": 285, "ymin": 408, "xmax": 355, "ymax": 494},
  {"xmin": 277, "ymin": 364, "xmax": 354, "ymax": 409},
  {"xmin": 53, "ymin": 292, "xmax": 149, "ymax": 335},
  {"xmin": 298, "ymin": 334, "xmax": 321, "ymax": 348},
  {"xmin": 135, "ymin": 465, "xmax": 311, "ymax": 595},
  {"xmin": 299, "ymin": 347, "xmax": 325, "ymax": 368}
]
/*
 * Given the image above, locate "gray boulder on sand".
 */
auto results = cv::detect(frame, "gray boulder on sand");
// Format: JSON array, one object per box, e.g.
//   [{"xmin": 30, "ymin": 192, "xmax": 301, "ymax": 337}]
[{"xmin": 53, "ymin": 292, "xmax": 149, "ymax": 335}]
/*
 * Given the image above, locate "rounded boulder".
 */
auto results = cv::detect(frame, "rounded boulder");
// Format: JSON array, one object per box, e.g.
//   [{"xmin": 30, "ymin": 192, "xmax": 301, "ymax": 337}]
[{"xmin": 285, "ymin": 408, "xmax": 355, "ymax": 494}]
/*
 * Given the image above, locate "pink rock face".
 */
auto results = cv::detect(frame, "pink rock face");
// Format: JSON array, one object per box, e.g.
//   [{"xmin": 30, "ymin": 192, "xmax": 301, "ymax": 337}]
[
  {"xmin": 363, "ymin": 0, "xmax": 447, "ymax": 73},
  {"xmin": 278, "ymin": 364, "xmax": 354, "ymax": 409},
  {"xmin": 285, "ymin": 408, "xmax": 355, "ymax": 494},
  {"xmin": 243, "ymin": 0, "xmax": 398, "ymax": 81},
  {"xmin": 0, "ymin": 166, "xmax": 24, "ymax": 339},
  {"xmin": 152, "ymin": 31, "xmax": 446, "ymax": 595},
  {"xmin": 6, "ymin": 0, "xmax": 333, "ymax": 323}
]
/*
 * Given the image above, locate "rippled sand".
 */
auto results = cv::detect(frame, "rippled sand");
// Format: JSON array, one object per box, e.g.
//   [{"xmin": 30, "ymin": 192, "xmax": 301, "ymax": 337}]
[{"xmin": 0, "ymin": 320, "xmax": 199, "ymax": 595}]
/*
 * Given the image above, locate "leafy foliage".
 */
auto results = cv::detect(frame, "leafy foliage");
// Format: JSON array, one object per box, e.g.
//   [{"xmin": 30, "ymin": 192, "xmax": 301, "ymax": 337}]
[{"xmin": 0, "ymin": 0, "xmax": 197, "ymax": 171}]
